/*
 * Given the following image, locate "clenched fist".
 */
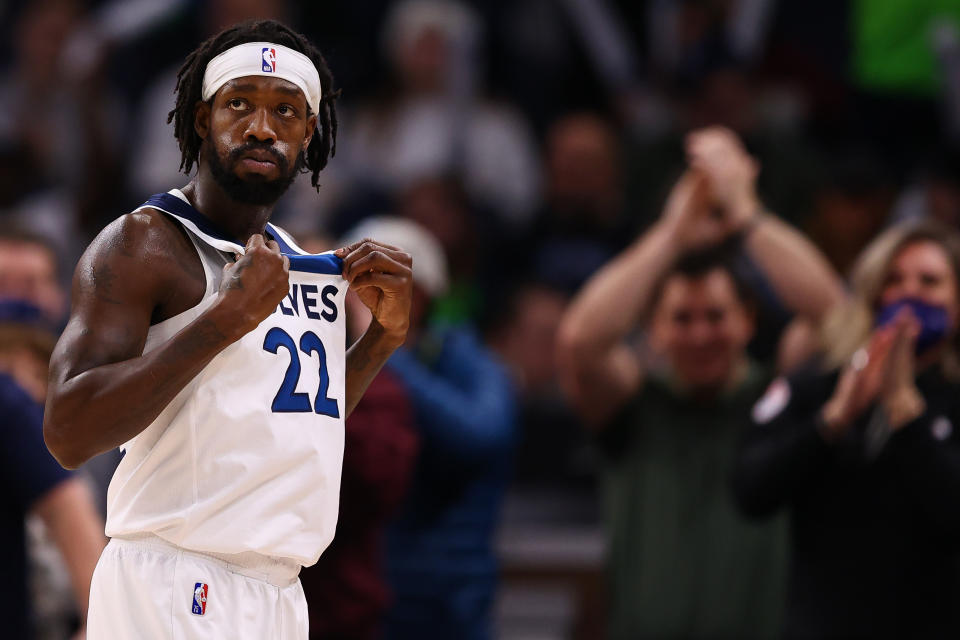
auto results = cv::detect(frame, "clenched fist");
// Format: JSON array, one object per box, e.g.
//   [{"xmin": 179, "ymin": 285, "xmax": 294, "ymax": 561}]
[{"xmin": 218, "ymin": 234, "xmax": 290, "ymax": 336}]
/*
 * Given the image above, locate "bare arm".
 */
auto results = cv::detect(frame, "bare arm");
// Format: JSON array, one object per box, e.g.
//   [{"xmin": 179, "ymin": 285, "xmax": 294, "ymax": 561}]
[
  {"xmin": 343, "ymin": 319, "xmax": 406, "ymax": 417},
  {"xmin": 743, "ymin": 214, "xmax": 845, "ymax": 320},
  {"xmin": 557, "ymin": 172, "xmax": 712, "ymax": 428},
  {"xmin": 45, "ymin": 214, "xmax": 291, "ymax": 469},
  {"xmin": 557, "ymin": 225, "xmax": 670, "ymax": 428},
  {"xmin": 335, "ymin": 240, "xmax": 413, "ymax": 417},
  {"xmin": 31, "ymin": 477, "xmax": 106, "ymax": 626},
  {"xmin": 687, "ymin": 126, "xmax": 845, "ymax": 323}
]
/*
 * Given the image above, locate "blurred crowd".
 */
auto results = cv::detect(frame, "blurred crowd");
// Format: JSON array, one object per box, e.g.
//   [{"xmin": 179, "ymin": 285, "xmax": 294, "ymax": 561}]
[{"xmin": 4, "ymin": 0, "xmax": 960, "ymax": 638}]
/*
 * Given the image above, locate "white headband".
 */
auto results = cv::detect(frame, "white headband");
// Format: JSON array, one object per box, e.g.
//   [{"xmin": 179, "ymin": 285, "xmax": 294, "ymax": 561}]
[{"xmin": 201, "ymin": 42, "xmax": 322, "ymax": 114}]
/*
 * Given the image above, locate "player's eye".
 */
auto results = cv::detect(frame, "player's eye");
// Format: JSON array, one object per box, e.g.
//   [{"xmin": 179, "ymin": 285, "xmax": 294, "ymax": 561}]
[
  {"xmin": 277, "ymin": 104, "xmax": 296, "ymax": 117},
  {"xmin": 227, "ymin": 98, "xmax": 246, "ymax": 110}
]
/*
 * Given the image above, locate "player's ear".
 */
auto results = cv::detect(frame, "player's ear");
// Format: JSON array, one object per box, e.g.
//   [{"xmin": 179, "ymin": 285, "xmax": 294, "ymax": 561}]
[
  {"xmin": 303, "ymin": 114, "xmax": 318, "ymax": 148},
  {"xmin": 194, "ymin": 101, "xmax": 211, "ymax": 140}
]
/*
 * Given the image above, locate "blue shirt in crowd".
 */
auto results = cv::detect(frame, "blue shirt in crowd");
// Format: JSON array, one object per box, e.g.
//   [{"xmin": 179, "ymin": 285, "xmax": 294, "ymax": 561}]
[
  {"xmin": 384, "ymin": 326, "xmax": 516, "ymax": 640},
  {"xmin": 0, "ymin": 373, "xmax": 72, "ymax": 639}
]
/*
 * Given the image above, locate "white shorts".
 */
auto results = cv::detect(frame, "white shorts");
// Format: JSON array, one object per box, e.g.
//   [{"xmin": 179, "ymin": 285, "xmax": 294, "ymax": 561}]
[{"xmin": 87, "ymin": 534, "xmax": 308, "ymax": 640}]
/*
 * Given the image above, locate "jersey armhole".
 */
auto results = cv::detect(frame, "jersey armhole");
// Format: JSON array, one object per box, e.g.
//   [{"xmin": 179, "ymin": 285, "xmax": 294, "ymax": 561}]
[{"xmin": 182, "ymin": 231, "xmax": 217, "ymax": 298}]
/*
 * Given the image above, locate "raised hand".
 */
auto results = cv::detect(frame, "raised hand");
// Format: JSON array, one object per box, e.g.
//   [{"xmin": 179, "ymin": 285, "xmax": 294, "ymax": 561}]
[
  {"xmin": 685, "ymin": 126, "xmax": 761, "ymax": 231},
  {"xmin": 335, "ymin": 239, "xmax": 413, "ymax": 343},
  {"xmin": 820, "ymin": 326, "xmax": 897, "ymax": 440},
  {"xmin": 659, "ymin": 169, "xmax": 724, "ymax": 251},
  {"xmin": 218, "ymin": 234, "xmax": 291, "ymax": 336},
  {"xmin": 881, "ymin": 309, "xmax": 925, "ymax": 430}
]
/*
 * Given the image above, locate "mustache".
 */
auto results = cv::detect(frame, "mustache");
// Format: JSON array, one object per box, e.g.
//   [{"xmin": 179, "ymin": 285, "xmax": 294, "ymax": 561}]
[{"xmin": 227, "ymin": 142, "xmax": 287, "ymax": 168}]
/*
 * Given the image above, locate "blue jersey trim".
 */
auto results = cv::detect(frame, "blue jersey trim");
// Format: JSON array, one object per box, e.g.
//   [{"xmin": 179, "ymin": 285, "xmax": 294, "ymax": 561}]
[
  {"xmin": 288, "ymin": 253, "xmax": 343, "ymax": 274},
  {"xmin": 142, "ymin": 193, "xmax": 244, "ymax": 245},
  {"xmin": 265, "ymin": 223, "xmax": 303, "ymax": 255},
  {"xmin": 143, "ymin": 192, "xmax": 311, "ymax": 257}
]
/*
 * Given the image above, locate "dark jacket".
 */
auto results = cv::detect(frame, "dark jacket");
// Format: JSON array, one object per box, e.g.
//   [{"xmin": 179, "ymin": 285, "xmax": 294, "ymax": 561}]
[{"xmin": 734, "ymin": 365, "xmax": 960, "ymax": 639}]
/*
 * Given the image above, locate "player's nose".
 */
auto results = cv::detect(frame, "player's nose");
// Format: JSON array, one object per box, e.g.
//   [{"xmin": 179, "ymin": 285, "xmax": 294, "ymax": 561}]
[{"xmin": 244, "ymin": 106, "xmax": 276, "ymax": 144}]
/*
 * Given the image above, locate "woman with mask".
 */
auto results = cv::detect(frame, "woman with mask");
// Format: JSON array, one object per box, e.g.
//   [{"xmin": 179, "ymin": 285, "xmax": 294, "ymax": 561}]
[{"xmin": 733, "ymin": 220, "xmax": 960, "ymax": 639}]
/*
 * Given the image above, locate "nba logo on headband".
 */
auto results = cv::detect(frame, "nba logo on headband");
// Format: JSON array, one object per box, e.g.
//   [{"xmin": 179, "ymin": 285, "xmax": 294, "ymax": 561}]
[
  {"xmin": 261, "ymin": 47, "xmax": 276, "ymax": 72},
  {"xmin": 203, "ymin": 42, "xmax": 321, "ymax": 113}
]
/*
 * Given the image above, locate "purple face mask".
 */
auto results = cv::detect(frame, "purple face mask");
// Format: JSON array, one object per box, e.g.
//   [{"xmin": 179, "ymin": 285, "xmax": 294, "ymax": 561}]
[{"xmin": 874, "ymin": 297, "xmax": 951, "ymax": 354}]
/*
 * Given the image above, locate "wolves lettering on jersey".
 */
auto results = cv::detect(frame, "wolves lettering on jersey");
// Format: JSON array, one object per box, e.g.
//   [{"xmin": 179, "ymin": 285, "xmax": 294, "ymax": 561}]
[
  {"xmin": 276, "ymin": 283, "xmax": 338, "ymax": 322},
  {"xmin": 105, "ymin": 189, "xmax": 347, "ymax": 568}
]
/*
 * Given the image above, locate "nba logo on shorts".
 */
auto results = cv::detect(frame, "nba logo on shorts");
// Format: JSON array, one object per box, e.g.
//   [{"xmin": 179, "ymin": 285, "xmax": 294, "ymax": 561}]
[
  {"xmin": 262, "ymin": 47, "xmax": 276, "ymax": 72},
  {"xmin": 192, "ymin": 582, "xmax": 208, "ymax": 616}
]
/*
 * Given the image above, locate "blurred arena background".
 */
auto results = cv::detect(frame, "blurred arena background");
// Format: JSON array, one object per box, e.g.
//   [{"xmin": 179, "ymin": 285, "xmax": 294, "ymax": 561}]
[{"xmin": 3, "ymin": 0, "xmax": 960, "ymax": 638}]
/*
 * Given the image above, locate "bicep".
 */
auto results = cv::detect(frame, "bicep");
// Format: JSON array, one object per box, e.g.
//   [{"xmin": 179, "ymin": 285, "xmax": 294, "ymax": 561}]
[{"xmin": 49, "ymin": 218, "xmax": 166, "ymax": 385}]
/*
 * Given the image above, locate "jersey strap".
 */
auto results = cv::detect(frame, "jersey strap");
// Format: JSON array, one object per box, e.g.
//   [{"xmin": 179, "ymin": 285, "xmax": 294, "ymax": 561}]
[{"xmin": 136, "ymin": 191, "xmax": 343, "ymax": 275}]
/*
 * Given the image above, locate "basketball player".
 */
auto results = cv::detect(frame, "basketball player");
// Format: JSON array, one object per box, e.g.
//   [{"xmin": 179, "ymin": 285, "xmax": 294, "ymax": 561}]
[{"xmin": 42, "ymin": 20, "xmax": 412, "ymax": 639}]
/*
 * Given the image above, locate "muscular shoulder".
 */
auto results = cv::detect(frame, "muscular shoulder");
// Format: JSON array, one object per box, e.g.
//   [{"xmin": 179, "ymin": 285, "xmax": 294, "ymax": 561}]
[{"xmin": 75, "ymin": 207, "xmax": 205, "ymax": 321}]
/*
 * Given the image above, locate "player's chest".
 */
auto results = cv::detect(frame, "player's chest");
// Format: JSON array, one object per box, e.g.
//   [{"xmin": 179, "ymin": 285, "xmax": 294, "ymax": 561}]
[{"xmin": 231, "ymin": 273, "xmax": 347, "ymax": 418}]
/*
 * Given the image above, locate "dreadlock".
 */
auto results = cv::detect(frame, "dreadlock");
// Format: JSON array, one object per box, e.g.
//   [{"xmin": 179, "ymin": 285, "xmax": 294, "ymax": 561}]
[{"xmin": 168, "ymin": 20, "xmax": 340, "ymax": 190}]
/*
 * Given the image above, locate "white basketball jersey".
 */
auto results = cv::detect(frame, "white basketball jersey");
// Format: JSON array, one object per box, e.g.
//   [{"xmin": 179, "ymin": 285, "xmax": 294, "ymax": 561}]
[{"xmin": 104, "ymin": 189, "xmax": 346, "ymax": 567}]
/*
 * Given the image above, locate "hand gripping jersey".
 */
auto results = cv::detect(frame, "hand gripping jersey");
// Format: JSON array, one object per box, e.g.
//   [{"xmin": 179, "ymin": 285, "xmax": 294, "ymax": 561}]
[{"xmin": 104, "ymin": 189, "xmax": 346, "ymax": 567}]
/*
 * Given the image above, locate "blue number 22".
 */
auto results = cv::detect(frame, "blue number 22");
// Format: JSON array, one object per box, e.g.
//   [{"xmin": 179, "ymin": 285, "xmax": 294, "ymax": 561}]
[{"xmin": 262, "ymin": 327, "xmax": 340, "ymax": 418}]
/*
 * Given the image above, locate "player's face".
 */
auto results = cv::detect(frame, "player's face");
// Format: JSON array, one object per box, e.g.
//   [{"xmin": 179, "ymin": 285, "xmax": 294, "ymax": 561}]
[
  {"xmin": 202, "ymin": 76, "xmax": 317, "ymax": 205},
  {"xmin": 649, "ymin": 269, "xmax": 754, "ymax": 391},
  {"xmin": 880, "ymin": 240, "xmax": 960, "ymax": 330}
]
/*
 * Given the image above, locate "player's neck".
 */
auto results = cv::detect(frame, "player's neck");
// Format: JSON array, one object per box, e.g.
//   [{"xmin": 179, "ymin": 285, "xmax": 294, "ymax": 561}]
[{"xmin": 182, "ymin": 172, "xmax": 274, "ymax": 244}]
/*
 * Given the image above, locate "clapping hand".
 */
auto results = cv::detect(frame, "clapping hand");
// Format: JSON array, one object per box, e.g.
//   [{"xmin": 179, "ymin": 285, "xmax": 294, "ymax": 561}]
[
  {"xmin": 821, "ymin": 309, "xmax": 924, "ymax": 440},
  {"xmin": 686, "ymin": 126, "xmax": 762, "ymax": 232},
  {"xmin": 661, "ymin": 127, "xmax": 764, "ymax": 251},
  {"xmin": 881, "ymin": 309, "xmax": 925, "ymax": 430},
  {"xmin": 660, "ymin": 169, "xmax": 720, "ymax": 250}
]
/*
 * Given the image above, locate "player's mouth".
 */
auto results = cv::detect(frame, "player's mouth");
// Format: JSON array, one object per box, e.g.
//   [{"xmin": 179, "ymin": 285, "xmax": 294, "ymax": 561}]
[
  {"xmin": 239, "ymin": 156, "xmax": 277, "ymax": 172},
  {"xmin": 237, "ymin": 152, "xmax": 279, "ymax": 174}
]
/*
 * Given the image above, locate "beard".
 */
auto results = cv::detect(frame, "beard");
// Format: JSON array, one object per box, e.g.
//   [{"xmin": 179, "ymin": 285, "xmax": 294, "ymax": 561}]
[{"xmin": 206, "ymin": 142, "xmax": 304, "ymax": 206}]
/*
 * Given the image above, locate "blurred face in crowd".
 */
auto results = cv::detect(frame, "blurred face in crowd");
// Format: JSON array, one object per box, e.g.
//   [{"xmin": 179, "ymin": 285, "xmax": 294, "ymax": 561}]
[
  {"xmin": 0, "ymin": 343, "xmax": 49, "ymax": 403},
  {"xmin": 649, "ymin": 268, "xmax": 754, "ymax": 391},
  {"xmin": 545, "ymin": 115, "xmax": 621, "ymax": 222},
  {"xmin": 15, "ymin": 0, "xmax": 80, "ymax": 88},
  {"xmin": 0, "ymin": 240, "xmax": 64, "ymax": 322},
  {"xmin": 880, "ymin": 240, "xmax": 960, "ymax": 331},
  {"xmin": 396, "ymin": 25, "xmax": 449, "ymax": 93},
  {"xmin": 926, "ymin": 178, "xmax": 960, "ymax": 226},
  {"xmin": 207, "ymin": 0, "xmax": 288, "ymax": 33},
  {"xmin": 685, "ymin": 69, "xmax": 755, "ymax": 133},
  {"xmin": 491, "ymin": 287, "xmax": 568, "ymax": 394},
  {"xmin": 400, "ymin": 179, "xmax": 472, "ymax": 274}
]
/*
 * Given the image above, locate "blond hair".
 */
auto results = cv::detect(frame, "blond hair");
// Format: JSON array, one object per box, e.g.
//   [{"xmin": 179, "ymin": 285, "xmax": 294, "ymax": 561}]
[{"xmin": 821, "ymin": 219, "xmax": 960, "ymax": 379}]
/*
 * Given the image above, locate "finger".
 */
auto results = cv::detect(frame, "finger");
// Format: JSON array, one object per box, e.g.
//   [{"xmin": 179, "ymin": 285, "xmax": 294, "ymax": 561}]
[
  {"xmin": 335, "ymin": 237, "xmax": 403, "ymax": 258},
  {"xmin": 246, "ymin": 234, "xmax": 266, "ymax": 251},
  {"xmin": 282, "ymin": 254, "xmax": 290, "ymax": 272},
  {"xmin": 345, "ymin": 251, "xmax": 412, "ymax": 282},
  {"xmin": 886, "ymin": 315, "xmax": 917, "ymax": 363},
  {"xmin": 869, "ymin": 324, "xmax": 897, "ymax": 350},
  {"xmin": 863, "ymin": 338, "xmax": 896, "ymax": 388},
  {"xmin": 340, "ymin": 242, "xmax": 396, "ymax": 266},
  {"xmin": 860, "ymin": 332, "xmax": 895, "ymax": 382},
  {"xmin": 867, "ymin": 331, "xmax": 896, "ymax": 365},
  {"xmin": 342, "ymin": 244, "xmax": 413, "ymax": 276},
  {"xmin": 345, "ymin": 238, "xmax": 407, "ymax": 258},
  {"xmin": 349, "ymin": 271, "xmax": 408, "ymax": 291},
  {"xmin": 265, "ymin": 239, "xmax": 281, "ymax": 254}
]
